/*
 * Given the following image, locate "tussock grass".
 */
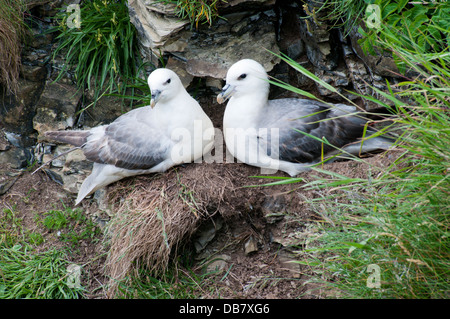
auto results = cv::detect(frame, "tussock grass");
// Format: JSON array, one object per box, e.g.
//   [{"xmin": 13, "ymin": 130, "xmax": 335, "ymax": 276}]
[
  {"xmin": 50, "ymin": 0, "xmax": 141, "ymax": 105},
  {"xmin": 0, "ymin": 0, "xmax": 26, "ymax": 94},
  {"xmin": 104, "ymin": 166, "xmax": 231, "ymax": 297},
  {"xmin": 274, "ymin": 21, "xmax": 449, "ymax": 298},
  {"xmin": 157, "ymin": 0, "xmax": 224, "ymax": 28},
  {"xmin": 105, "ymin": 183, "xmax": 202, "ymax": 296}
]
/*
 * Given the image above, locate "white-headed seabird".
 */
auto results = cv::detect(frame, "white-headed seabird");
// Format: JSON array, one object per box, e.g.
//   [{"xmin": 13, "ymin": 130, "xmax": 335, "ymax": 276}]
[
  {"xmin": 44, "ymin": 68, "xmax": 214, "ymax": 205},
  {"xmin": 217, "ymin": 59, "xmax": 393, "ymax": 176}
]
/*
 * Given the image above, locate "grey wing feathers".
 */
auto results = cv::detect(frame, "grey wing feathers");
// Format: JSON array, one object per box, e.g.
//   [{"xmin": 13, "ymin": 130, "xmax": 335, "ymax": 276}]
[
  {"xmin": 83, "ymin": 121, "xmax": 171, "ymax": 170},
  {"xmin": 259, "ymin": 99, "xmax": 373, "ymax": 163},
  {"xmin": 45, "ymin": 112, "xmax": 172, "ymax": 170}
]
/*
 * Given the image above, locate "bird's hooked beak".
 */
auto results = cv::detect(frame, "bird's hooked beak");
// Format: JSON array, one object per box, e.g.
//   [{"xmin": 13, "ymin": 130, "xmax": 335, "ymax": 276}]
[
  {"xmin": 217, "ymin": 84, "xmax": 235, "ymax": 104},
  {"xmin": 150, "ymin": 90, "xmax": 161, "ymax": 108}
]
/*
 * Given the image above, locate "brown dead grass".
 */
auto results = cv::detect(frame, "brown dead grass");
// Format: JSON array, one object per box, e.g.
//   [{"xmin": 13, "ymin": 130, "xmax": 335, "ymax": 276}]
[
  {"xmin": 102, "ymin": 148, "xmax": 403, "ymax": 297},
  {"xmin": 104, "ymin": 163, "xmax": 243, "ymax": 297},
  {"xmin": 0, "ymin": 0, "xmax": 26, "ymax": 94}
]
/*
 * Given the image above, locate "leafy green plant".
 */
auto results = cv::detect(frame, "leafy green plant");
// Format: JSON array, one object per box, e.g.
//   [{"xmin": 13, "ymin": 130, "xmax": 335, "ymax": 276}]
[
  {"xmin": 359, "ymin": 1, "xmax": 450, "ymax": 59},
  {"xmin": 0, "ymin": 204, "xmax": 45, "ymax": 248},
  {"xmin": 313, "ymin": 0, "xmax": 368, "ymax": 37},
  {"xmin": 1, "ymin": 205, "xmax": 23, "ymax": 247},
  {"xmin": 108, "ymin": 62, "xmax": 153, "ymax": 107},
  {"xmin": 38, "ymin": 205, "xmax": 101, "ymax": 248},
  {"xmin": 0, "ymin": 202, "xmax": 101, "ymax": 298},
  {"xmin": 156, "ymin": 0, "xmax": 224, "ymax": 28},
  {"xmin": 61, "ymin": 209, "xmax": 101, "ymax": 248},
  {"xmin": 51, "ymin": 0, "xmax": 140, "ymax": 104},
  {"xmin": 0, "ymin": 244, "xmax": 84, "ymax": 298},
  {"xmin": 42, "ymin": 209, "xmax": 68, "ymax": 230},
  {"xmin": 27, "ymin": 232, "xmax": 44, "ymax": 246}
]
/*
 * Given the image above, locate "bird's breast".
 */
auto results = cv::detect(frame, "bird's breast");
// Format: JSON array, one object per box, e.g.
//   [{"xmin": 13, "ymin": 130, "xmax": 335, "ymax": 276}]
[{"xmin": 223, "ymin": 99, "xmax": 262, "ymax": 132}]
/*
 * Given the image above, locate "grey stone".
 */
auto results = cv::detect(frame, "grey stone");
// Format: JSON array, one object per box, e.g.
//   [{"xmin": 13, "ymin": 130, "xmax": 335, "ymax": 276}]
[
  {"xmin": 0, "ymin": 78, "xmax": 44, "ymax": 140},
  {"xmin": 165, "ymin": 57, "xmax": 194, "ymax": 88},
  {"xmin": 128, "ymin": 0, "xmax": 280, "ymax": 81},
  {"xmin": 20, "ymin": 64, "xmax": 47, "ymax": 82},
  {"xmin": 271, "ymin": 223, "xmax": 318, "ymax": 251},
  {"xmin": 244, "ymin": 236, "xmax": 259, "ymax": 255},
  {"xmin": 0, "ymin": 133, "xmax": 10, "ymax": 151},
  {"xmin": 36, "ymin": 146, "xmax": 92, "ymax": 196},
  {"xmin": 261, "ymin": 194, "xmax": 287, "ymax": 223},
  {"xmin": 33, "ymin": 82, "xmax": 81, "ymax": 137},
  {"xmin": 0, "ymin": 169, "xmax": 22, "ymax": 195},
  {"xmin": 314, "ymin": 67, "xmax": 350, "ymax": 99},
  {"xmin": 0, "ymin": 147, "xmax": 32, "ymax": 169},
  {"xmin": 277, "ymin": 250, "xmax": 301, "ymax": 278},
  {"xmin": 298, "ymin": 0, "xmax": 339, "ymax": 71},
  {"xmin": 80, "ymin": 94, "xmax": 130, "ymax": 128},
  {"xmin": 348, "ymin": 26, "xmax": 400, "ymax": 78},
  {"xmin": 206, "ymin": 254, "xmax": 231, "ymax": 273},
  {"xmin": 42, "ymin": 168, "xmax": 64, "ymax": 185},
  {"xmin": 61, "ymin": 147, "xmax": 92, "ymax": 174},
  {"xmin": 127, "ymin": 0, "xmax": 189, "ymax": 59},
  {"xmin": 184, "ymin": 10, "xmax": 280, "ymax": 80},
  {"xmin": 222, "ymin": 0, "xmax": 275, "ymax": 8},
  {"xmin": 342, "ymin": 34, "xmax": 397, "ymax": 109},
  {"xmin": 193, "ymin": 217, "xmax": 224, "ymax": 253},
  {"xmin": 4, "ymin": 132, "xmax": 22, "ymax": 148}
]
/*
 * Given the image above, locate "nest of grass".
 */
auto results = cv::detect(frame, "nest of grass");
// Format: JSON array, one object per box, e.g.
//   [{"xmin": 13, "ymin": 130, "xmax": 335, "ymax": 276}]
[
  {"xmin": 98, "ymin": 147, "xmax": 401, "ymax": 297},
  {"xmin": 103, "ymin": 162, "xmax": 267, "ymax": 297}
]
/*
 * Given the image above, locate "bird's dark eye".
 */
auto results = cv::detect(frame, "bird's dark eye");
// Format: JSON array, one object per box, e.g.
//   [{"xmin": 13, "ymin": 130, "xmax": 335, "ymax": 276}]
[
  {"xmin": 238, "ymin": 73, "xmax": 247, "ymax": 80},
  {"xmin": 165, "ymin": 78, "xmax": 171, "ymax": 84}
]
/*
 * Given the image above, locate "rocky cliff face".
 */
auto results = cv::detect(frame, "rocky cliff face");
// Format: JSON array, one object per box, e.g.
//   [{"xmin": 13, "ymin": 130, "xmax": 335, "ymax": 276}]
[{"xmin": 128, "ymin": 0, "xmax": 399, "ymax": 99}]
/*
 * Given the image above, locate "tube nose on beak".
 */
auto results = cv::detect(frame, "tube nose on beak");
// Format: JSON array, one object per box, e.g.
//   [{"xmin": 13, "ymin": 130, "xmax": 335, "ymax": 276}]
[
  {"xmin": 150, "ymin": 90, "xmax": 161, "ymax": 108},
  {"xmin": 217, "ymin": 84, "xmax": 235, "ymax": 104}
]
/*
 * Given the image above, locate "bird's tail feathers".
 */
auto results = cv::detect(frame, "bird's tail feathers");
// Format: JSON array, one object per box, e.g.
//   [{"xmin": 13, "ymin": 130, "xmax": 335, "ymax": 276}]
[
  {"xmin": 45, "ymin": 130, "xmax": 89, "ymax": 147},
  {"xmin": 75, "ymin": 179, "xmax": 96, "ymax": 206},
  {"xmin": 342, "ymin": 135, "xmax": 394, "ymax": 157},
  {"xmin": 324, "ymin": 134, "xmax": 394, "ymax": 164},
  {"xmin": 33, "ymin": 130, "xmax": 89, "ymax": 175},
  {"xmin": 75, "ymin": 163, "xmax": 123, "ymax": 205}
]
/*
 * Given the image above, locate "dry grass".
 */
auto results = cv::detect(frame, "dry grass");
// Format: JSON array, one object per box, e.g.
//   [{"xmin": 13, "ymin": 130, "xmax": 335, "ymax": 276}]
[
  {"xmin": 104, "ymin": 163, "xmax": 243, "ymax": 297},
  {"xmin": 0, "ymin": 0, "xmax": 26, "ymax": 94},
  {"xmin": 101, "ymin": 152, "xmax": 397, "ymax": 297},
  {"xmin": 101, "ymin": 155, "xmax": 394, "ymax": 297}
]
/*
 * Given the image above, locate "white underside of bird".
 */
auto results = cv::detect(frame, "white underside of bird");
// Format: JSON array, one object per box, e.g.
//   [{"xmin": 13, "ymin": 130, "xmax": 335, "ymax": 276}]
[
  {"xmin": 44, "ymin": 68, "xmax": 214, "ymax": 205},
  {"xmin": 217, "ymin": 59, "xmax": 393, "ymax": 176}
]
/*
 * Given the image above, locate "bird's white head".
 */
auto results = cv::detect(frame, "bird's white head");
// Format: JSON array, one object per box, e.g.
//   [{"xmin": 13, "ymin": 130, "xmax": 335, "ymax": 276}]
[
  {"xmin": 217, "ymin": 59, "xmax": 270, "ymax": 104},
  {"xmin": 148, "ymin": 68, "xmax": 183, "ymax": 108}
]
